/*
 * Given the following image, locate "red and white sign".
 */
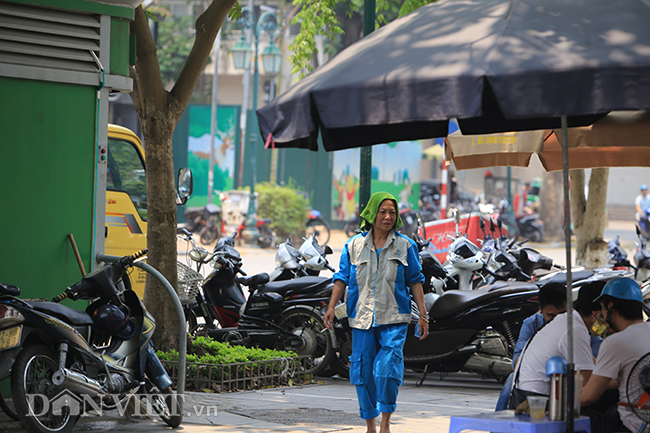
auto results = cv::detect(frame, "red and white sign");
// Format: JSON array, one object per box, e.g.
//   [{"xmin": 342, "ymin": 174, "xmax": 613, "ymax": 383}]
[{"xmin": 423, "ymin": 213, "xmax": 502, "ymax": 262}]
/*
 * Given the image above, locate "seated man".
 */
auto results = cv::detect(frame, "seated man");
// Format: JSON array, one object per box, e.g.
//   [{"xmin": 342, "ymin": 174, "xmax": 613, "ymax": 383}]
[
  {"xmin": 581, "ymin": 277, "xmax": 650, "ymax": 433},
  {"xmin": 509, "ymin": 282, "xmax": 605, "ymax": 408},
  {"xmin": 495, "ymin": 282, "xmax": 567, "ymax": 410}
]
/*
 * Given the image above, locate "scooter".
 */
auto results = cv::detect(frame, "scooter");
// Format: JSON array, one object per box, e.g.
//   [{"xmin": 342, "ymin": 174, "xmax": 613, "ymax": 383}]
[
  {"xmin": 0, "ymin": 250, "xmax": 182, "ymax": 433},
  {"xmin": 185, "ymin": 233, "xmax": 335, "ymax": 375},
  {"xmin": 182, "ymin": 203, "xmax": 223, "ymax": 245},
  {"xmin": 269, "ymin": 234, "xmax": 336, "ymax": 281},
  {"xmin": 219, "ymin": 190, "xmax": 275, "ymax": 248}
]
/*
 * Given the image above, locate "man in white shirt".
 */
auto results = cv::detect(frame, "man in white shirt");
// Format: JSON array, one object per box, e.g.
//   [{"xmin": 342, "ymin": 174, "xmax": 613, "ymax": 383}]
[
  {"xmin": 510, "ymin": 282, "xmax": 604, "ymax": 407},
  {"xmin": 581, "ymin": 277, "xmax": 650, "ymax": 433}
]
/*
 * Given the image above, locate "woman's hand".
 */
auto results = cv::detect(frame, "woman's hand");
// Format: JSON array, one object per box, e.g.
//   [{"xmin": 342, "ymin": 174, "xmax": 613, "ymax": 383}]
[
  {"xmin": 324, "ymin": 307, "xmax": 335, "ymax": 330},
  {"xmin": 418, "ymin": 316, "xmax": 429, "ymax": 339}
]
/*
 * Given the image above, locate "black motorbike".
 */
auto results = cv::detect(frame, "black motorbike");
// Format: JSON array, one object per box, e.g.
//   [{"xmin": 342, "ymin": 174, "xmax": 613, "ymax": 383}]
[
  {"xmin": 182, "ymin": 203, "xmax": 222, "ymax": 245},
  {"xmin": 185, "ymin": 233, "xmax": 335, "ymax": 375},
  {"xmin": 0, "ymin": 250, "xmax": 182, "ymax": 433}
]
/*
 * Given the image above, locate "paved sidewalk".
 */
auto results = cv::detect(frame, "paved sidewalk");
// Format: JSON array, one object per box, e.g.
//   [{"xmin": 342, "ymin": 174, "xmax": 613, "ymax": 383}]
[{"xmin": 1, "ymin": 371, "xmax": 502, "ymax": 433}]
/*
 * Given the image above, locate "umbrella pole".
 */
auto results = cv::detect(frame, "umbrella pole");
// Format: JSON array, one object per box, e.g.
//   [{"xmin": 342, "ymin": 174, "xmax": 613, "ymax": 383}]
[{"xmin": 561, "ymin": 115, "xmax": 575, "ymax": 432}]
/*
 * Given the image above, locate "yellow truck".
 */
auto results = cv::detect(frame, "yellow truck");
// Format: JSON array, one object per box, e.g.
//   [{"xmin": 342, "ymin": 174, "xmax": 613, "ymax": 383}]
[{"xmin": 104, "ymin": 124, "xmax": 191, "ymax": 297}]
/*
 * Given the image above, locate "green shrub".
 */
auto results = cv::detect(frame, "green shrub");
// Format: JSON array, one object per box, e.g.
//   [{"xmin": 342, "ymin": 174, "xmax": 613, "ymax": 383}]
[
  {"xmin": 156, "ymin": 338, "xmax": 304, "ymax": 391},
  {"xmin": 256, "ymin": 182, "xmax": 310, "ymax": 241}
]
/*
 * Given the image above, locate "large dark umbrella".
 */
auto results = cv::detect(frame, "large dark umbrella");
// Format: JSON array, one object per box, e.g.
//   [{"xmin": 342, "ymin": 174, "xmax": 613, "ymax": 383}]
[
  {"xmin": 257, "ymin": 0, "xmax": 650, "ymax": 427},
  {"xmin": 257, "ymin": 0, "xmax": 650, "ymax": 151}
]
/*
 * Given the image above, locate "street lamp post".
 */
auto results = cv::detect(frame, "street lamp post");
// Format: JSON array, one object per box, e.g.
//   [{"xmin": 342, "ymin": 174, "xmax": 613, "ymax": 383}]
[{"xmin": 231, "ymin": 7, "xmax": 281, "ymax": 245}]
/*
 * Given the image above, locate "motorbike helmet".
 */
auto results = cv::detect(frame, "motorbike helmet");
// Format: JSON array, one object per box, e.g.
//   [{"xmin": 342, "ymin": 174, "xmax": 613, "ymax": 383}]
[
  {"xmin": 642, "ymin": 184, "xmax": 648, "ymax": 191},
  {"xmin": 595, "ymin": 277, "xmax": 643, "ymax": 303},
  {"xmin": 92, "ymin": 304, "xmax": 136, "ymax": 339}
]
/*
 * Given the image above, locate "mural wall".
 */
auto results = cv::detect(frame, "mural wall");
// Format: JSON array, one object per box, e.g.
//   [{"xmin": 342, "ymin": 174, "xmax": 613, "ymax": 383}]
[
  {"xmin": 331, "ymin": 141, "xmax": 423, "ymax": 222},
  {"xmin": 186, "ymin": 105, "xmax": 240, "ymax": 206}
]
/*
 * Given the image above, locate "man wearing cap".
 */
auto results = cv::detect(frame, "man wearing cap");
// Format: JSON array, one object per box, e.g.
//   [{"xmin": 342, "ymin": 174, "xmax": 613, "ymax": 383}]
[
  {"xmin": 581, "ymin": 277, "xmax": 650, "ymax": 433},
  {"xmin": 508, "ymin": 282, "xmax": 605, "ymax": 409}
]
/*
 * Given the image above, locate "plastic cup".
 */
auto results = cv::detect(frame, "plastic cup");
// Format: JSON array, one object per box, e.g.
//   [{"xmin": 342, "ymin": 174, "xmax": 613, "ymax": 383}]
[{"xmin": 527, "ymin": 396, "xmax": 548, "ymax": 420}]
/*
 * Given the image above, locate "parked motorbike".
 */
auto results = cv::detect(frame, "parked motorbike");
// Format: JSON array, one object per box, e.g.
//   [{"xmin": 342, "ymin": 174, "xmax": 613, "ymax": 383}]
[
  {"xmin": 182, "ymin": 203, "xmax": 223, "ymax": 246},
  {"xmin": 344, "ymin": 210, "xmax": 360, "ymax": 237},
  {"xmin": 305, "ymin": 210, "xmax": 331, "ymax": 246},
  {"xmin": 0, "ymin": 250, "xmax": 182, "ymax": 433},
  {"xmin": 493, "ymin": 200, "xmax": 544, "ymax": 242},
  {"xmin": 219, "ymin": 190, "xmax": 275, "ymax": 248},
  {"xmin": 269, "ymin": 235, "xmax": 335, "ymax": 281},
  {"xmin": 634, "ymin": 226, "xmax": 650, "ymax": 281},
  {"xmin": 184, "ymin": 233, "xmax": 334, "ymax": 375}
]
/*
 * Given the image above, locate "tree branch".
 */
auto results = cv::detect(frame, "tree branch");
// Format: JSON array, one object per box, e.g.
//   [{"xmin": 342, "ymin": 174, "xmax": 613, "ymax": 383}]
[
  {"xmin": 129, "ymin": 66, "xmax": 143, "ymax": 119},
  {"xmin": 170, "ymin": 0, "xmax": 237, "ymax": 118},
  {"xmin": 131, "ymin": 6, "xmax": 168, "ymax": 112}
]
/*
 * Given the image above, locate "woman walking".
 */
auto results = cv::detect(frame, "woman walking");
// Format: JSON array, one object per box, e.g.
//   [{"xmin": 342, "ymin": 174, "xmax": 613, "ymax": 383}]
[{"xmin": 324, "ymin": 192, "xmax": 429, "ymax": 433}]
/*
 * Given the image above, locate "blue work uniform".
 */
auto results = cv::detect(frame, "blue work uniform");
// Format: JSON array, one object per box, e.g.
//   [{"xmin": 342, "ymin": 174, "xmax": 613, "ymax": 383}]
[{"xmin": 334, "ymin": 229, "xmax": 424, "ymax": 419}]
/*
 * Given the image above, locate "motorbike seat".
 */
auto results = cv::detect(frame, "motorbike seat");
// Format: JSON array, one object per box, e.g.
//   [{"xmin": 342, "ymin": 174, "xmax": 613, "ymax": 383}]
[
  {"xmin": 258, "ymin": 276, "xmax": 332, "ymax": 296},
  {"xmin": 542, "ymin": 270, "xmax": 594, "ymax": 285},
  {"xmin": 430, "ymin": 282, "xmax": 538, "ymax": 319},
  {"xmin": 237, "ymin": 273, "xmax": 270, "ymax": 288},
  {"xmin": 27, "ymin": 301, "xmax": 94, "ymax": 326}
]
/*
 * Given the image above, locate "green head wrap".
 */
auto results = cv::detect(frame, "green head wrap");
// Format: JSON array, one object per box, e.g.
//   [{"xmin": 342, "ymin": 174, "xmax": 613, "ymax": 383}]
[{"xmin": 359, "ymin": 192, "xmax": 403, "ymax": 231}]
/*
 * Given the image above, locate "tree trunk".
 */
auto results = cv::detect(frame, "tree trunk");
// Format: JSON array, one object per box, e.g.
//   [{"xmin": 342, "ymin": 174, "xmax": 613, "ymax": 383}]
[
  {"xmin": 570, "ymin": 168, "xmax": 610, "ymax": 268},
  {"xmin": 539, "ymin": 171, "xmax": 564, "ymax": 241},
  {"xmin": 129, "ymin": 0, "xmax": 236, "ymax": 351}
]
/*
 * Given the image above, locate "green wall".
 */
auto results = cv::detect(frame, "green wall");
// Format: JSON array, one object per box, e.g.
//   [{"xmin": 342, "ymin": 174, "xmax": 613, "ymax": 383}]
[{"xmin": 0, "ymin": 77, "xmax": 96, "ymax": 298}]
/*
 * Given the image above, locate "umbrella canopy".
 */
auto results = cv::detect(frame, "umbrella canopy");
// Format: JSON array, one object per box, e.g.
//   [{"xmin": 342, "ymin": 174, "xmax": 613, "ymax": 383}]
[
  {"xmin": 257, "ymin": 0, "xmax": 650, "ymax": 151},
  {"xmin": 446, "ymin": 111, "xmax": 650, "ymax": 171}
]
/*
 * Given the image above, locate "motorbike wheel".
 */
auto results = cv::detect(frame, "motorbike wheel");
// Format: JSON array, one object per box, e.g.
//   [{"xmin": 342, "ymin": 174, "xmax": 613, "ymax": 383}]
[
  {"xmin": 344, "ymin": 219, "xmax": 358, "ymax": 238},
  {"xmin": 0, "ymin": 370, "xmax": 18, "ymax": 421},
  {"xmin": 12, "ymin": 344, "xmax": 80, "ymax": 433},
  {"xmin": 200, "ymin": 226, "xmax": 220, "ymax": 246},
  {"xmin": 278, "ymin": 308, "xmax": 333, "ymax": 376},
  {"xmin": 527, "ymin": 228, "xmax": 544, "ymax": 243},
  {"xmin": 144, "ymin": 384, "xmax": 182, "ymax": 428},
  {"xmin": 185, "ymin": 309, "xmax": 198, "ymax": 335},
  {"xmin": 306, "ymin": 218, "xmax": 331, "ymax": 246},
  {"xmin": 257, "ymin": 226, "xmax": 275, "ymax": 249},
  {"xmin": 329, "ymin": 329, "xmax": 351, "ymax": 379}
]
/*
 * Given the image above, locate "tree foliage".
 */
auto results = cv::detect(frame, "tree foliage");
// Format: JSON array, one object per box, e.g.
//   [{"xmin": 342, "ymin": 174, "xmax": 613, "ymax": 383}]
[{"xmin": 288, "ymin": 0, "xmax": 437, "ymax": 77}]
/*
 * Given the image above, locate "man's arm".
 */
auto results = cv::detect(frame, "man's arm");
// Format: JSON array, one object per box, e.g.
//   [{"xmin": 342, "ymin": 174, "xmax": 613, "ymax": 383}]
[
  {"xmin": 581, "ymin": 374, "xmax": 615, "ymax": 407},
  {"xmin": 513, "ymin": 315, "xmax": 540, "ymax": 367}
]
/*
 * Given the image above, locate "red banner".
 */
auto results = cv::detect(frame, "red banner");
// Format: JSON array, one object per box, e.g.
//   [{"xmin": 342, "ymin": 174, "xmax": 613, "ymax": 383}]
[{"xmin": 423, "ymin": 213, "xmax": 500, "ymax": 262}]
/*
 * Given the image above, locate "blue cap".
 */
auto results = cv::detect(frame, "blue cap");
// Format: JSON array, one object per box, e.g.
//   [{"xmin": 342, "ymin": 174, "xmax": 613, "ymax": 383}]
[
  {"xmin": 642, "ymin": 184, "xmax": 648, "ymax": 191},
  {"xmin": 546, "ymin": 356, "xmax": 567, "ymax": 377},
  {"xmin": 595, "ymin": 277, "xmax": 643, "ymax": 303}
]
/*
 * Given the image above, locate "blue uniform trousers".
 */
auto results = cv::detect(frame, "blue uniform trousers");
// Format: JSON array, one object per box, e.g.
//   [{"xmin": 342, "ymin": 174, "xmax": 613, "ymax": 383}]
[{"xmin": 350, "ymin": 323, "xmax": 408, "ymax": 419}]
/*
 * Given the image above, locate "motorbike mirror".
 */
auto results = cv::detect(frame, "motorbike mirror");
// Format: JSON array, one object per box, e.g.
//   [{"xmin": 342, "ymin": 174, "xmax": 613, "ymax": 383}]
[
  {"xmin": 455, "ymin": 210, "xmax": 461, "ymax": 224},
  {"xmin": 489, "ymin": 218, "xmax": 495, "ymax": 232},
  {"xmin": 176, "ymin": 167, "xmax": 193, "ymax": 206},
  {"xmin": 479, "ymin": 217, "xmax": 485, "ymax": 230},
  {"xmin": 324, "ymin": 245, "xmax": 333, "ymax": 255}
]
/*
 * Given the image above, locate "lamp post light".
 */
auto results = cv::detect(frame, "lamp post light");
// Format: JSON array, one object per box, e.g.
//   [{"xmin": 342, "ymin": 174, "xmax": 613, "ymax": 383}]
[{"xmin": 231, "ymin": 7, "xmax": 281, "ymax": 245}]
